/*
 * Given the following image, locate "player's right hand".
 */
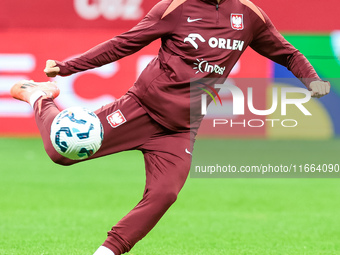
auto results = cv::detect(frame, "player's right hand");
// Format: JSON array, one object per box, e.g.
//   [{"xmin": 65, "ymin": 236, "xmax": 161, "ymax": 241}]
[
  {"xmin": 44, "ymin": 60, "xmax": 60, "ymax": 77},
  {"xmin": 309, "ymin": 80, "xmax": 331, "ymax": 98}
]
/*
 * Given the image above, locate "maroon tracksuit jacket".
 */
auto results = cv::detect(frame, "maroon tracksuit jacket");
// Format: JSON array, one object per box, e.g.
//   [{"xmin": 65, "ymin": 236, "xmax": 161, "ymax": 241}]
[{"xmin": 56, "ymin": 0, "xmax": 320, "ymax": 132}]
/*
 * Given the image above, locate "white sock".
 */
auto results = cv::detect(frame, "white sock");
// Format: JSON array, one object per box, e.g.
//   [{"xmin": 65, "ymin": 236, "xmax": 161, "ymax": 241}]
[
  {"xmin": 29, "ymin": 91, "xmax": 46, "ymax": 108},
  {"xmin": 93, "ymin": 246, "xmax": 115, "ymax": 255}
]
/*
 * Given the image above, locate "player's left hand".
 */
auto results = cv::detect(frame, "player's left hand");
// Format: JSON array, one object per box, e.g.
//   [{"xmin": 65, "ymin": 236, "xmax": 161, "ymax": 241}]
[{"xmin": 309, "ymin": 81, "xmax": 331, "ymax": 98}]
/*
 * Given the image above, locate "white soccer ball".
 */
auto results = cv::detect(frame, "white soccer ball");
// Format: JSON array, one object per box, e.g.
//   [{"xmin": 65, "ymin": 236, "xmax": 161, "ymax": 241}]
[{"xmin": 50, "ymin": 106, "xmax": 104, "ymax": 160}]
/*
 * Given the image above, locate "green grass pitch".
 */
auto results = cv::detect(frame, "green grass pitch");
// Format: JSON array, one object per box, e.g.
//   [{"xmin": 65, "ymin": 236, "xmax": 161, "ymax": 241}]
[{"xmin": 1, "ymin": 137, "xmax": 340, "ymax": 254}]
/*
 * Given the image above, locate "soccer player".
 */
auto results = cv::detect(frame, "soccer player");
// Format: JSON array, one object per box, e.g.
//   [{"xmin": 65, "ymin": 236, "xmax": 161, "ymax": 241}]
[{"xmin": 10, "ymin": 0, "xmax": 330, "ymax": 254}]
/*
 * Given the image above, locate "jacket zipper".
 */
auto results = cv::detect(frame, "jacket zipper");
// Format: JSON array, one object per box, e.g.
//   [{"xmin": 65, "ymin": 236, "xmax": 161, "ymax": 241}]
[{"xmin": 216, "ymin": 4, "xmax": 219, "ymax": 24}]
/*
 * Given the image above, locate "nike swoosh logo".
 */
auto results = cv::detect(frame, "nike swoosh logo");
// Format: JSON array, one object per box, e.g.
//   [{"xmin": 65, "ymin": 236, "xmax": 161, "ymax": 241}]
[
  {"xmin": 185, "ymin": 148, "xmax": 192, "ymax": 155},
  {"xmin": 187, "ymin": 17, "xmax": 202, "ymax": 23}
]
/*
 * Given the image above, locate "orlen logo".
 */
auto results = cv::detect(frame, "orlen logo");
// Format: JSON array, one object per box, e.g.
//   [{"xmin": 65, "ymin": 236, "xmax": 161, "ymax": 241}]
[
  {"xmin": 184, "ymin": 34, "xmax": 244, "ymax": 51},
  {"xmin": 194, "ymin": 59, "xmax": 226, "ymax": 75},
  {"xmin": 184, "ymin": 34, "xmax": 206, "ymax": 50},
  {"xmin": 74, "ymin": 0, "xmax": 143, "ymax": 20},
  {"xmin": 209, "ymin": 37, "xmax": 244, "ymax": 51}
]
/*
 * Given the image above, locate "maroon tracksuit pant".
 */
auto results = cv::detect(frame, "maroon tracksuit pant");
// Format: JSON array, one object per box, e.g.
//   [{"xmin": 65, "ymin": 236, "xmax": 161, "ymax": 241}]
[{"xmin": 34, "ymin": 94, "xmax": 195, "ymax": 254}]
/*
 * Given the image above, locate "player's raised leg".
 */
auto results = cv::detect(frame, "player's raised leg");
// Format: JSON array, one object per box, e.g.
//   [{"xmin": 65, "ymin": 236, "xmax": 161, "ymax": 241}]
[
  {"xmin": 10, "ymin": 81, "xmax": 166, "ymax": 167},
  {"xmin": 10, "ymin": 80, "xmax": 71, "ymax": 163}
]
